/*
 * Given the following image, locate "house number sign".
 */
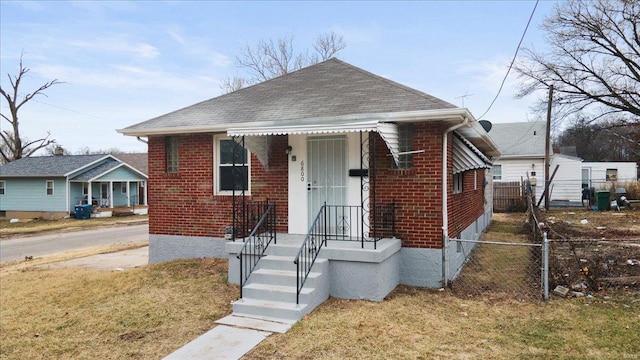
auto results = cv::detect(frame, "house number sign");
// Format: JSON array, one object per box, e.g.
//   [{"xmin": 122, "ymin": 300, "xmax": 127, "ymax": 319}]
[{"xmin": 300, "ymin": 161, "xmax": 305, "ymax": 181}]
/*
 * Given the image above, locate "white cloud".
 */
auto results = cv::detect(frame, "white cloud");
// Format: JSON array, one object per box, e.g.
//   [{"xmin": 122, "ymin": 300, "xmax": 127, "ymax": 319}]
[{"xmin": 68, "ymin": 38, "xmax": 160, "ymax": 59}]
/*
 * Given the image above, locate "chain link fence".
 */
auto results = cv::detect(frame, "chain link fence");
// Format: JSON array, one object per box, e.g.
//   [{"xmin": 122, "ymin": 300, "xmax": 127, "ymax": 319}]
[
  {"xmin": 450, "ymin": 238, "xmax": 544, "ymax": 300},
  {"xmin": 451, "ymin": 184, "xmax": 639, "ymax": 301}
]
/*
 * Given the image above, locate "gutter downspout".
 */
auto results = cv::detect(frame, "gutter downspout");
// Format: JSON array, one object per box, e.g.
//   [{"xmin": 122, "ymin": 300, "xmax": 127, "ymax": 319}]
[{"xmin": 442, "ymin": 116, "xmax": 469, "ymax": 287}]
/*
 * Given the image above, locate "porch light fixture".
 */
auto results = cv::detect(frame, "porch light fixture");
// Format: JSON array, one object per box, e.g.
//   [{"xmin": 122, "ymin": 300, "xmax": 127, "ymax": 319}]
[{"xmin": 285, "ymin": 145, "xmax": 293, "ymax": 155}]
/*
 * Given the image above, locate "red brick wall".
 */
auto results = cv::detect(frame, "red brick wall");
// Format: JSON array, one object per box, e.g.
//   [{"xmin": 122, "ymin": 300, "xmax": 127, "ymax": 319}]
[
  {"xmin": 373, "ymin": 124, "xmax": 486, "ymax": 249},
  {"xmin": 148, "ymin": 134, "xmax": 288, "ymax": 237},
  {"xmin": 148, "ymin": 130, "xmax": 485, "ymax": 248},
  {"xmin": 248, "ymin": 135, "xmax": 289, "ymax": 232}
]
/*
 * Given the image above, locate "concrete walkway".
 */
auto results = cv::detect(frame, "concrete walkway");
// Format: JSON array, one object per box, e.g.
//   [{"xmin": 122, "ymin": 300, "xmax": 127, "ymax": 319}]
[{"xmin": 164, "ymin": 315, "xmax": 295, "ymax": 360}]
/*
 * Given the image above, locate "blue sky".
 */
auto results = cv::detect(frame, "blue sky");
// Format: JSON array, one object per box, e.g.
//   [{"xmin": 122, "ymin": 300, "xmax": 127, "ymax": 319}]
[{"xmin": 0, "ymin": 1, "xmax": 557, "ymax": 154}]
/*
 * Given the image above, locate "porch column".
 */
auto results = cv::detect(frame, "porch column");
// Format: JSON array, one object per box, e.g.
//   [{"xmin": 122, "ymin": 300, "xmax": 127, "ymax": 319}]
[
  {"xmin": 109, "ymin": 181, "xmax": 114, "ymax": 208},
  {"xmin": 87, "ymin": 182, "xmax": 92, "ymax": 207},
  {"xmin": 144, "ymin": 181, "xmax": 148, "ymax": 205},
  {"xmin": 126, "ymin": 181, "xmax": 130, "ymax": 207}
]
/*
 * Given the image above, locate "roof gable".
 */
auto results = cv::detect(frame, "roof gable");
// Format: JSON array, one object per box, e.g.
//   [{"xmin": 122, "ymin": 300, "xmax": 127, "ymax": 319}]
[
  {"xmin": 114, "ymin": 153, "xmax": 148, "ymax": 175},
  {"xmin": 0, "ymin": 154, "xmax": 110, "ymax": 177},
  {"xmin": 121, "ymin": 58, "xmax": 456, "ymax": 134},
  {"xmin": 489, "ymin": 122, "xmax": 547, "ymax": 158}
]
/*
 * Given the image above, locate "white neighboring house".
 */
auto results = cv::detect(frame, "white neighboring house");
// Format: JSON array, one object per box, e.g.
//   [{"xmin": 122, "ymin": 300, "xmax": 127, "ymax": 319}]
[
  {"xmin": 488, "ymin": 121, "xmax": 547, "ymax": 198},
  {"xmin": 548, "ymin": 153, "xmax": 583, "ymax": 203},
  {"xmin": 581, "ymin": 161, "xmax": 638, "ymax": 189},
  {"xmin": 548, "ymin": 156, "xmax": 638, "ymax": 203},
  {"xmin": 489, "ymin": 122, "xmax": 638, "ymax": 206}
]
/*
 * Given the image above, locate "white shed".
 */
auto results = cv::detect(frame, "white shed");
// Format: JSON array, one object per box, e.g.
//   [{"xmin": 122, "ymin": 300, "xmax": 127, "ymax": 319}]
[{"xmin": 549, "ymin": 154, "xmax": 583, "ymax": 202}]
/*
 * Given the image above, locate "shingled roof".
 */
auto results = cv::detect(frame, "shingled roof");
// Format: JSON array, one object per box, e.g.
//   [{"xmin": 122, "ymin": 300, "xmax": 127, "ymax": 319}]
[
  {"xmin": 120, "ymin": 58, "xmax": 456, "ymax": 135},
  {"xmin": 0, "ymin": 154, "xmax": 108, "ymax": 177},
  {"xmin": 489, "ymin": 122, "xmax": 547, "ymax": 158}
]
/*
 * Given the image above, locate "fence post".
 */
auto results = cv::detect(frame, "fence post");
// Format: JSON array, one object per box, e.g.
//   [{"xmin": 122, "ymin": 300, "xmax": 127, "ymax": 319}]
[{"xmin": 542, "ymin": 231, "xmax": 549, "ymax": 301}]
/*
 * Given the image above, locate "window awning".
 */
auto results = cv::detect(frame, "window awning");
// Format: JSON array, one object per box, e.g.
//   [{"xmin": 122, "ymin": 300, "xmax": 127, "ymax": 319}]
[
  {"xmin": 227, "ymin": 120, "xmax": 400, "ymax": 167},
  {"xmin": 453, "ymin": 133, "xmax": 492, "ymax": 174}
]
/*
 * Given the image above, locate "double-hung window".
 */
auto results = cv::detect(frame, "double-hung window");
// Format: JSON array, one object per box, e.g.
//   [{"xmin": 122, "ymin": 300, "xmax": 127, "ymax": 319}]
[
  {"xmin": 46, "ymin": 180, "xmax": 54, "ymax": 196},
  {"xmin": 492, "ymin": 164, "xmax": 502, "ymax": 180},
  {"xmin": 0, "ymin": 180, "xmax": 5, "ymax": 195},
  {"xmin": 215, "ymin": 136, "xmax": 250, "ymax": 195}
]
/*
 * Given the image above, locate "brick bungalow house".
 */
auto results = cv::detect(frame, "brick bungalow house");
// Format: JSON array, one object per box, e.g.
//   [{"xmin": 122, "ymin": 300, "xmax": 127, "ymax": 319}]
[{"xmin": 119, "ymin": 59, "xmax": 499, "ymax": 320}]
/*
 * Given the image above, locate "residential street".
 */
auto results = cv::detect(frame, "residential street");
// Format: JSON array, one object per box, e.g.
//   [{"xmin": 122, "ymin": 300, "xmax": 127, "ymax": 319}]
[{"xmin": 0, "ymin": 224, "xmax": 148, "ymax": 263}]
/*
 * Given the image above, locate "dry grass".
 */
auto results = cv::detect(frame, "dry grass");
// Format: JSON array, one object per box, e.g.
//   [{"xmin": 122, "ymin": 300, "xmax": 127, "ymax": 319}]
[
  {"xmin": 0, "ymin": 258, "xmax": 237, "ymax": 360},
  {"xmin": 1, "ymin": 211, "xmax": 639, "ymax": 359},
  {"xmin": 0, "ymin": 215, "xmax": 148, "ymax": 238},
  {"xmin": 245, "ymin": 286, "xmax": 639, "ymax": 360}
]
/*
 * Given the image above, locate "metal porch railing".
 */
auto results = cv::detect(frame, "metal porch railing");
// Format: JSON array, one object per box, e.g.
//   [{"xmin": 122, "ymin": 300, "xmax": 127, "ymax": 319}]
[
  {"xmin": 236, "ymin": 202, "xmax": 276, "ymax": 299},
  {"xmin": 294, "ymin": 202, "xmax": 396, "ymax": 304}
]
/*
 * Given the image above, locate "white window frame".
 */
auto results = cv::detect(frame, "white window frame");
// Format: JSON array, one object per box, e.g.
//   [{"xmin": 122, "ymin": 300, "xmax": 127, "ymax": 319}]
[
  {"xmin": 121, "ymin": 182, "xmax": 127, "ymax": 194},
  {"xmin": 492, "ymin": 164, "xmax": 502, "ymax": 180},
  {"xmin": 213, "ymin": 135, "xmax": 251, "ymax": 196},
  {"xmin": 0, "ymin": 180, "xmax": 5, "ymax": 195},
  {"xmin": 454, "ymin": 173, "xmax": 463, "ymax": 194},
  {"xmin": 46, "ymin": 180, "xmax": 54, "ymax": 196},
  {"xmin": 82, "ymin": 182, "xmax": 89, "ymax": 195}
]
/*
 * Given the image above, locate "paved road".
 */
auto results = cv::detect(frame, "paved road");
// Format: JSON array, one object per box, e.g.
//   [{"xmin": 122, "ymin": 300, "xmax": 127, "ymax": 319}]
[{"xmin": 0, "ymin": 224, "xmax": 149, "ymax": 263}]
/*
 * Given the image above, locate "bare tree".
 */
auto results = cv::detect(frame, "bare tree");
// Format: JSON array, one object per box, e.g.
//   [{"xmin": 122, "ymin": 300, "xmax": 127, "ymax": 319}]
[
  {"xmin": 221, "ymin": 31, "xmax": 346, "ymax": 93},
  {"xmin": 516, "ymin": 0, "xmax": 640, "ymax": 124},
  {"xmin": 0, "ymin": 54, "xmax": 62, "ymax": 163},
  {"xmin": 555, "ymin": 117, "xmax": 640, "ymax": 162}
]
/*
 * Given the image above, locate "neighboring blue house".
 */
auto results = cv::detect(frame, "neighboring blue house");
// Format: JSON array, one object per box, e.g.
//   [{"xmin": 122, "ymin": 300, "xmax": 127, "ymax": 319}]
[{"xmin": 0, "ymin": 154, "xmax": 148, "ymax": 219}]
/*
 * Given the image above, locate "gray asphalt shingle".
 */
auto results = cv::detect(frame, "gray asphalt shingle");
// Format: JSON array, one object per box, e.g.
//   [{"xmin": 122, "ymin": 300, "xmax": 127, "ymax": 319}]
[
  {"xmin": 489, "ymin": 122, "xmax": 547, "ymax": 158},
  {"xmin": 122, "ymin": 58, "xmax": 456, "ymax": 133},
  {"xmin": 0, "ymin": 154, "xmax": 108, "ymax": 177}
]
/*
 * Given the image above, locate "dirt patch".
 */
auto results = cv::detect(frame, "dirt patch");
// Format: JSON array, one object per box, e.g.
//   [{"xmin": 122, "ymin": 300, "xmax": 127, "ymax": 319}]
[{"xmin": 541, "ymin": 208, "xmax": 640, "ymax": 293}]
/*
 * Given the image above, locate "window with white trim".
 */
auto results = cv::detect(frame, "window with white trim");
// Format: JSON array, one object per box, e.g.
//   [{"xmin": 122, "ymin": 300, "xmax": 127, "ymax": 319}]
[
  {"xmin": 454, "ymin": 173, "xmax": 463, "ymax": 194},
  {"xmin": 606, "ymin": 168, "xmax": 618, "ymax": 181},
  {"xmin": 82, "ymin": 182, "xmax": 88, "ymax": 195},
  {"xmin": 492, "ymin": 164, "xmax": 502, "ymax": 180},
  {"xmin": 46, "ymin": 180, "xmax": 54, "ymax": 196},
  {"xmin": 214, "ymin": 136, "xmax": 250, "ymax": 195},
  {"xmin": 121, "ymin": 183, "xmax": 127, "ymax": 194},
  {"xmin": 0, "ymin": 180, "xmax": 5, "ymax": 195}
]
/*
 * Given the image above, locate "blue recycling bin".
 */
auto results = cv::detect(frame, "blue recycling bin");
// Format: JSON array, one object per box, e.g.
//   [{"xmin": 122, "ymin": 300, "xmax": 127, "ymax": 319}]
[{"xmin": 75, "ymin": 204, "xmax": 92, "ymax": 220}]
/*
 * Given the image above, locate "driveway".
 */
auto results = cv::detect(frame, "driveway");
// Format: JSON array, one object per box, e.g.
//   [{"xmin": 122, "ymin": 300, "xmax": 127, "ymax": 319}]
[{"xmin": 42, "ymin": 246, "xmax": 149, "ymax": 270}]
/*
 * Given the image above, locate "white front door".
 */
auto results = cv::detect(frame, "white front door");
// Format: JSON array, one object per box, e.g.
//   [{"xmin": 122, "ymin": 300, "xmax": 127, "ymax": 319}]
[{"xmin": 307, "ymin": 137, "xmax": 347, "ymax": 225}]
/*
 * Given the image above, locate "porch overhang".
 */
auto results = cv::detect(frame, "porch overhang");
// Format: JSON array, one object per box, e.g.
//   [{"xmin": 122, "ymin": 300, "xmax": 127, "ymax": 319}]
[
  {"xmin": 227, "ymin": 118, "xmax": 401, "ymax": 166},
  {"xmin": 452, "ymin": 133, "xmax": 492, "ymax": 174}
]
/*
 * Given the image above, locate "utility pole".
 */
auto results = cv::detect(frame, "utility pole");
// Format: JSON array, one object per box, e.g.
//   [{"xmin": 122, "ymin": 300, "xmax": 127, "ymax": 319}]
[{"xmin": 544, "ymin": 85, "xmax": 553, "ymax": 210}]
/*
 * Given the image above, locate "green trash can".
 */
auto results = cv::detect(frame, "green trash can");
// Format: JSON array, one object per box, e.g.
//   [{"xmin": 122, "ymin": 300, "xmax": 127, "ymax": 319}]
[{"xmin": 596, "ymin": 190, "xmax": 611, "ymax": 211}]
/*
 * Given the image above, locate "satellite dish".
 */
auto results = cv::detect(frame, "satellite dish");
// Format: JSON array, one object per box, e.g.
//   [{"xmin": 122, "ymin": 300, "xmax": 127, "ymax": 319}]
[{"xmin": 479, "ymin": 120, "xmax": 492, "ymax": 133}]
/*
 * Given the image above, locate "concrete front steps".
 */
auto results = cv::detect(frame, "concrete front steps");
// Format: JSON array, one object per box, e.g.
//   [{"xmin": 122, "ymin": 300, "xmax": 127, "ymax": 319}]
[{"xmin": 231, "ymin": 243, "xmax": 330, "ymax": 322}]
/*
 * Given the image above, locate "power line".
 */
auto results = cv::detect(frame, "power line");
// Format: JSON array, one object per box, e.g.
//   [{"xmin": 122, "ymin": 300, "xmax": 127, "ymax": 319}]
[
  {"xmin": 477, "ymin": 0, "xmax": 539, "ymax": 120},
  {"xmin": 32, "ymin": 99, "xmax": 105, "ymax": 120}
]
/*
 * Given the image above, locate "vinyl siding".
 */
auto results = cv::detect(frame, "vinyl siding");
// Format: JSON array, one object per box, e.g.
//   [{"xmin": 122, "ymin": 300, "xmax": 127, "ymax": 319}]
[
  {"xmin": 549, "ymin": 155, "xmax": 583, "ymax": 202},
  {"xmin": 492, "ymin": 158, "xmax": 546, "ymax": 197},
  {"xmin": 96, "ymin": 166, "xmax": 144, "ymax": 181},
  {"xmin": 0, "ymin": 177, "xmax": 68, "ymax": 212},
  {"xmin": 582, "ymin": 162, "xmax": 638, "ymax": 188}
]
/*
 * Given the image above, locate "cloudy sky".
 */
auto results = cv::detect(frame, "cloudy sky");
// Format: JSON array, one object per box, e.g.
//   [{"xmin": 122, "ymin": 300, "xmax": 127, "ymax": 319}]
[{"xmin": 0, "ymin": 1, "xmax": 557, "ymax": 154}]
